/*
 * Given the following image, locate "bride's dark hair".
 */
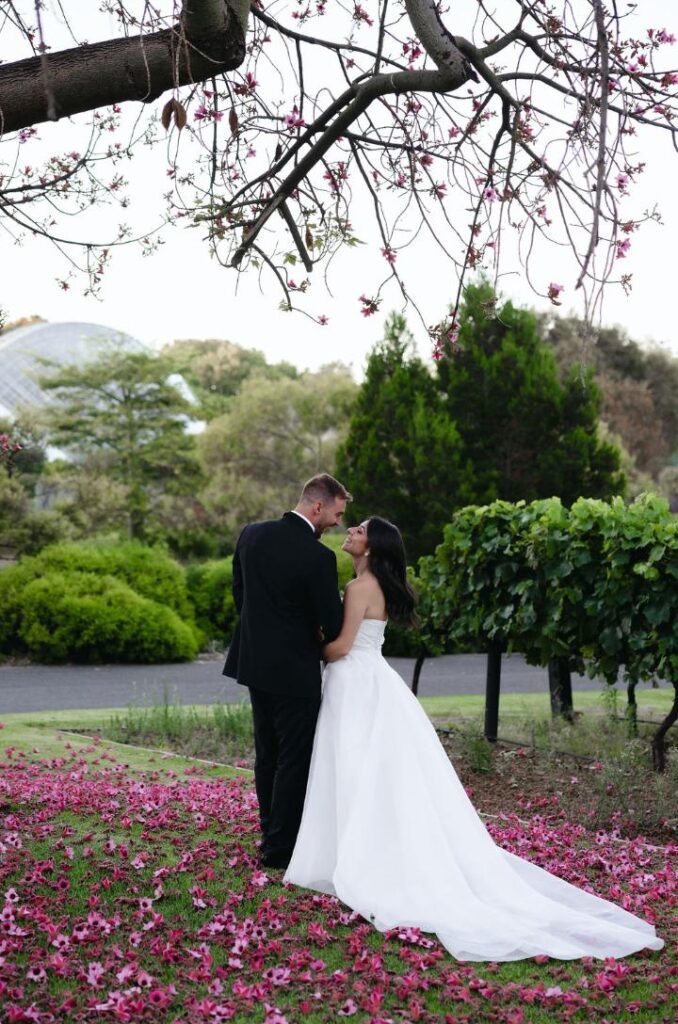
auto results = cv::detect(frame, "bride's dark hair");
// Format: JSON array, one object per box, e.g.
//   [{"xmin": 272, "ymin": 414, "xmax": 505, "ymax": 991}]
[{"xmin": 366, "ymin": 516, "xmax": 418, "ymax": 628}]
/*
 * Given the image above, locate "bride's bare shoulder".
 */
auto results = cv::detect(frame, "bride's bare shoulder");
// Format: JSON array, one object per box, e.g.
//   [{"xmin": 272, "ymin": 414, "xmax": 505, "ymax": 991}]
[{"xmin": 350, "ymin": 572, "xmax": 386, "ymax": 614}]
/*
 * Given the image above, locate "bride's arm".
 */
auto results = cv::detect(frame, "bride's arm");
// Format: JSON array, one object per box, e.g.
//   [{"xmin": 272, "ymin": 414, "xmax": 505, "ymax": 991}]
[{"xmin": 322, "ymin": 581, "xmax": 369, "ymax": 662}]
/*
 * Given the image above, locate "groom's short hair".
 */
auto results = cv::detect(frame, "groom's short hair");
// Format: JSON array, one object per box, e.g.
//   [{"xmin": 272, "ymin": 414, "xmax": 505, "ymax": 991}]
[{"xmin": 300, "ymin": 473, "xmax": 352, "ymax": 505}]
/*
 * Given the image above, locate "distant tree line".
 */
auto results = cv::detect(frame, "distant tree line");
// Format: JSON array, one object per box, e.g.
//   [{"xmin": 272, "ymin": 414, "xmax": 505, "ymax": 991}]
[
  {"xmin": 338, "ymin": 282, "xmax": 628, "ymax": 562},
  {"xmin": 1, "ymin": 280, "xmax": 676, "ymax": 567}
]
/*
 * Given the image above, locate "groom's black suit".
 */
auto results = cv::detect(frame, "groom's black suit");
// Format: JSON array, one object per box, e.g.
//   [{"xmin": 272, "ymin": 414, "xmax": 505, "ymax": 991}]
[{"xmin": 223, "ymin": 512, "xmax": 343, "ymax": 866}]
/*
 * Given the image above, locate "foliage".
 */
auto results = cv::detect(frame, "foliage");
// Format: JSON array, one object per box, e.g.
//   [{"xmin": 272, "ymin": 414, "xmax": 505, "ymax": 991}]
[
  {"xmin": 0, "ymin": 416, "xmax": 63, "ymax": 555},
  {"xmin": 0, "ymin": 466, "xmax": 72, "ymax": 556},
  {"xmin": 336, "ymin": 314, "xmax": 469, "ymax": 563},
  {"xmin": 0, "ymin": 414, "xmax": 48, "ymax": 492},
  {"xmin": 0, "ymin": 539, "xmax": 200, "ymax": 662},
  {"xmin": 43, "ymin": 469, "xmax": 136, "ymax": 541},
  {"xmin": 436, "ymin": 282, "xmax": 626, "ymax": 506},
  {"xmin": 199, "ymin": 365, "xmax": 356, "ymax": 540},
  {"xmin": 185, "ymin": 558, "xmax": 236, "ymax": 646},
  {"xmin": 161, "ymin": 338, "xmax": 299, "ymax": 419},
  {"xmin": 28, "ymin": 540, "xmax": 194, "ymax": 618},
  {"xmin": 540, "ymin": 315, "xmax": 678, "ymax": 475},
  {"xmin": 15, "ymin": 571, "xmax": 198, "ymax": 663},
  {"xmin": 3, "ymin": 4, "xmax": 677, "ymax": 332},
  {"xmin": 429, "ymin": 494, "xmax": 678, "ymax": 690},
  {"xmin": 39, "ymin": 346, "xmax": 203, "ymax": 541}
]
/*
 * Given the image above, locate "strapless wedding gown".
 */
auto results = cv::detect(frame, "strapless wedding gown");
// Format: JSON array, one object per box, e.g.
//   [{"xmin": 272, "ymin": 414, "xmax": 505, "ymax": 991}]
[{"xmin": 284, "ymin": 618, "xmax": 663, "ymax": 961}]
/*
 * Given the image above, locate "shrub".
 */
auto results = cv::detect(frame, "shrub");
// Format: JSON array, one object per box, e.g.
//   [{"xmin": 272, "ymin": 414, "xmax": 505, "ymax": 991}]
[
  {"xmin": 185, "ymin": 558, "xmax": 237, "ymax": 645},
  {"xmin": 18, "ymin": 571, "xmax": 198, "ymax": 663},
  {"xmin": 0, "ymin": 562, "xmax": 31, "ymax": 653},
  {"xmin": 0, "ymin": 539, "xmax": 201, "ymax": 663},
  {"xmin": 26, "ymin": 539, "xmax": 194, "ymax": 619},
  {"xmin": 320, "ymin": 533, "xmax": 354, "ymax": 591}
]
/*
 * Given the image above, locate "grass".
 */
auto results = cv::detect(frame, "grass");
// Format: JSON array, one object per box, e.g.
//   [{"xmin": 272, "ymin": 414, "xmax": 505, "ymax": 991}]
[
  {"xmin": 419, "ymin": 685, "xmax": 674, "ymax": 724},
  {"xmin": 1, "ymin": 684, "xmax": 673, "ymax": 771},
  {"xmin": 1, "ymin": 697, "xmax": 675, "ymax": 1022},
  {"xmin": 0, "ymin": 705, "xmax": 248, "ymax": 778}
]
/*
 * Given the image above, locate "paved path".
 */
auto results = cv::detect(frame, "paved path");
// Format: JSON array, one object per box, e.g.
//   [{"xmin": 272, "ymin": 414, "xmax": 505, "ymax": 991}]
[{"xmin": 0, "ymin": 653, "xmax": 629, "ymax": 714}]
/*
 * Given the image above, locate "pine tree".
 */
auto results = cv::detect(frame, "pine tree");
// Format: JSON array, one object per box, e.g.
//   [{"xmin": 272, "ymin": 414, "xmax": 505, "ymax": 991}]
[
  {"xmin": 436, "ymin": 281, "xmax": 625, "ymax": 505},
  {"xmin": 336, "ymin": 314, "xmax": 471, "ymax": 562}
]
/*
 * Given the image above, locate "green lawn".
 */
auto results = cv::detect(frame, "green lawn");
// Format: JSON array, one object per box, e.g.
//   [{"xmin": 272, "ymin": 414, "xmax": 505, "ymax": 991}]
[
  {"xmin": 1, "ymin": 685, "xmax": 673, "ymax": 775},
  {"xmin": 0, "ymin": 705, "xmax": 247, "ymax": 777},
  {"xmin": 420, "ymin": 687, "xmax": 674, "ymax": 722},
  {"xmin": 1, "ymin": 695, "xmax": 674, "ymax": 1022}
]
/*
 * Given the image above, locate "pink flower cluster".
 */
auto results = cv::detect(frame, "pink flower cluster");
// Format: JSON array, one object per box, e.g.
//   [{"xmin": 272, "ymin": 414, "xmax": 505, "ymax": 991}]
[{"xmin": 0, "ymin": 749, "xmax": 674, "ymax": 1023}]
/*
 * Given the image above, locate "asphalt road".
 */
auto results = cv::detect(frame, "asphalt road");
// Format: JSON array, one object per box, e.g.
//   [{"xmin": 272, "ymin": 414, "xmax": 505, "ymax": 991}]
[{"xmin": 0, "ymin": 652, "xmax": 623, "ymax": 714}]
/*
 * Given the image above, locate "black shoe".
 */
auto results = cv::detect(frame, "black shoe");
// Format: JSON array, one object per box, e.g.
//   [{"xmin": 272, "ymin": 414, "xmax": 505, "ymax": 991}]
[{"xmin": 259, "ymin": 853, "xmax": 290, "ymax": 870}]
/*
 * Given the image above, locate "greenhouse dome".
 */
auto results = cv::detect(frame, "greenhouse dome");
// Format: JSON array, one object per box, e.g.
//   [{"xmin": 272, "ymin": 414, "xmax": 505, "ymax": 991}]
[{"xmin": 0, "ymin": 321, "xmax": 149, "ymax": 418}]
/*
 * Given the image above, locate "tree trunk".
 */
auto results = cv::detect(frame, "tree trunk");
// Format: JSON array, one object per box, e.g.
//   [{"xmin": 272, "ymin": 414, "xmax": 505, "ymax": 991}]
[
  {"xmin": 484, "ymin": 642, "xmax": 502, "ymax": 743},
  {"xmin": 626, "ymin": 679, "xmax": 638, "ymax": 737},
  {"xmin": 411, "ymin": 652, "xmax": 426, "ymax": 696},
  {"xmin": 0, "ymin": 4, "xmax": 245, "ymax": 134},
  {"xmin": 548, "ymin": 656, "xmax": 574, "ymax": 721},
  {"xmin": 651, "ymin": 680, "xmax": 678, "ymax": 773}
]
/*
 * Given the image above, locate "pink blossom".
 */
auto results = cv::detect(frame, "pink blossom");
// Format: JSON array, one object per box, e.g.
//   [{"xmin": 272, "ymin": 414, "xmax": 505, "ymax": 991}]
[
  {"xmin": 616, "ymin": 237, "xmax": 631, "ymax": 258},
  {"xmin": 353, "ymin": 4, "xmax": 374, "ymax": 27},
  {"xmin": 359, "ymin": 294, "xmax": 381, "ymax": 317},
  {"xmin": 547, "ymin": 282, "xmax": 564, "ymax": 306},
  {"xmin": 285, "ymin": 105, "xmax": 305, "ymax": 129},
  {"xmin": 234, "ymin": 72, "xmax": 258, "ymax": 96}
]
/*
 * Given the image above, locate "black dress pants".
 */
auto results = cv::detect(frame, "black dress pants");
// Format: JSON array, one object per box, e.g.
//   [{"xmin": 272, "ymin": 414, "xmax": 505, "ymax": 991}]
[{"xmin": 248, "ymin": 686, "xmax": 321, "ymax": 864}]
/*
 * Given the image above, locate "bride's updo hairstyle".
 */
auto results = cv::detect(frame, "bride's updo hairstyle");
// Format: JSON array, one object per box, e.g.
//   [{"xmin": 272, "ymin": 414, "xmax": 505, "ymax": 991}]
[{"xmin": 366, "ymin": 516, "xmax": 418, "ymax": 628}]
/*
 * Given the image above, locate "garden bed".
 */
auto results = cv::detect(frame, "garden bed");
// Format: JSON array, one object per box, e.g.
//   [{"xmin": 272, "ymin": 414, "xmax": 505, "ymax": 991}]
[
  {"xmin": 1, "ymin": 709, "xmax": 675, "ymax": 1023},
  {"xmin": 0, "ymin": 757, "xmax": 675, "ymax": 1023}
]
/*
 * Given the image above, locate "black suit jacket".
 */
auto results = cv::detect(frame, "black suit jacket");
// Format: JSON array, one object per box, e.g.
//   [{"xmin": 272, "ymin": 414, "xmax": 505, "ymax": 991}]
[{"xmin": 223, "ymin": 512, "xmax": 343, "ymax": 696}]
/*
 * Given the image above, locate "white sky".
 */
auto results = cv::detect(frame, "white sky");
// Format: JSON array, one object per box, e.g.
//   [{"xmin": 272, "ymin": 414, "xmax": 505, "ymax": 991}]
[{"xmin": 2, "ymin": 1, "xmax": 678, "ymax": 375}]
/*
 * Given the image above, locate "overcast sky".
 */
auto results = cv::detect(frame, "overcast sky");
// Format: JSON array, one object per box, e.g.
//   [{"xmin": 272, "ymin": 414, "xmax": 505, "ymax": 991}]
[{"xmin": 2, "ymin": 1, "xmax": 678, "ymax": 375}]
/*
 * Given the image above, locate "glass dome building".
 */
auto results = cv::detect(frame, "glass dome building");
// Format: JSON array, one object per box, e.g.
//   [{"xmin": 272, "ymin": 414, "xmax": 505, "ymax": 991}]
[{"xmin": 0, "ymin": 321, "xmax": 149, "ymax": 418}]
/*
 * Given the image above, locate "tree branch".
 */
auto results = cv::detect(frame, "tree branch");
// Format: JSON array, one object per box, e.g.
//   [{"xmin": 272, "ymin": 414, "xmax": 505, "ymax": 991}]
[
  {"xmin": 231, "ymin": 66, "xmax": 465, "ymax": 266},
  {"xmin": 0, "ymin": 0, "xmax": 246, "ymax": 135}
]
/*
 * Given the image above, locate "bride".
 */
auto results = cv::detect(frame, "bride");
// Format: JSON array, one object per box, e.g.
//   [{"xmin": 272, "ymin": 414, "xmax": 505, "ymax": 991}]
[{"xmin": 284, "ymin": 516, "xmax": 663, "ymax": 962}]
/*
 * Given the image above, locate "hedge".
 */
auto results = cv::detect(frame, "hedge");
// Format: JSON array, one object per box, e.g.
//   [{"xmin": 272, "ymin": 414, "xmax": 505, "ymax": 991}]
[
  {"xmin": 426, "ymin": 494, "xmax": 677, "ymax": 686},
  {"xmin": 0, "ymin": 540, "xmax": 200, "ymax": 663},
  {"xmin": 420, "ymin": 494, "xmax": 677, "ymax": 766}
]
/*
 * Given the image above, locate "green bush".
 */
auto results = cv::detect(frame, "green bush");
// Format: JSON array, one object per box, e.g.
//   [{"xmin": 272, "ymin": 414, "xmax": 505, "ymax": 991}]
[
  {"xmin": 0, "ymin": 539, "xmax": 201, "ymax": 663},
  {"xmin": 17, "ymin": 571, "xmax": 198, "ymax": 663},
  {"xmin": 186, "ymin": 558, "xmax": 237, "ymax": 645},
  {"xmin": 28, "ymin": 539, "xmax": 194, "ymax": 619},
  {"xmin": 0, "ymin": 562, "xmax": 30, "ymax": 654},
  {"xmin": 429, "ymin": 494, "xmax": 678, "ymax": 685},
  {"xmin": 321, "ymin": 533, "xmax": 354, "ymax": 591}
]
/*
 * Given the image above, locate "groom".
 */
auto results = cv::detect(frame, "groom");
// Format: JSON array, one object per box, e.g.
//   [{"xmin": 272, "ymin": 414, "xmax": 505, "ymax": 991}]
[{"xmin": 223, "ymin": 473, "xmax": 351, "ymax": 868}]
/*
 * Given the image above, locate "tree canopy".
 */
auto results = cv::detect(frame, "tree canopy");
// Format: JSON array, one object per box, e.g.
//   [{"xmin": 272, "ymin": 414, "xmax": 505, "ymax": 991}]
[
  {"xmin": 198, "ymin": 363, "xmax": 357, "ymax": 536},
  {"xmin": 437, "ymin": 281, "xmax": 626, "ymax": 507},
  {"xmin": 1, "ymin": 2, "xmax": 677, "ymax": 339},
  {"xmin": 336, "ymin": 313, "xmax": 469, "ymax": 562},
  {"xmin": 39, "ymin": 347, "xmax": 201, "ymax": 541},
  {"xmin": 340, "ymin": 287, "xmax": 625, "ymax": 561}
]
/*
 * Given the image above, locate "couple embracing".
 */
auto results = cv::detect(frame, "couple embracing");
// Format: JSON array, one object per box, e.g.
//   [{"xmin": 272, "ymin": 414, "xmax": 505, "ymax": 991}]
[{"xmin": 224, "ymin": 474, "xmax": 662, "ymax": 962}]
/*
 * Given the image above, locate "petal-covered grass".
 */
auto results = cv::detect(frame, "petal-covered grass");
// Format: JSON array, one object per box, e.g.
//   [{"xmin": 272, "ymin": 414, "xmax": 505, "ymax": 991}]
[{"xmin": 0, "ymin": 710, "xmax": 676, "ymax": 1023}]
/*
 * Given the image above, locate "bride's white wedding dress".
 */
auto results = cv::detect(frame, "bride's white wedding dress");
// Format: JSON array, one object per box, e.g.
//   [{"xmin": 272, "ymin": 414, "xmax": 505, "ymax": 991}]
[{"xmin": 284, "ymin": 618, "xmax": 663, "ymax": 961}]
